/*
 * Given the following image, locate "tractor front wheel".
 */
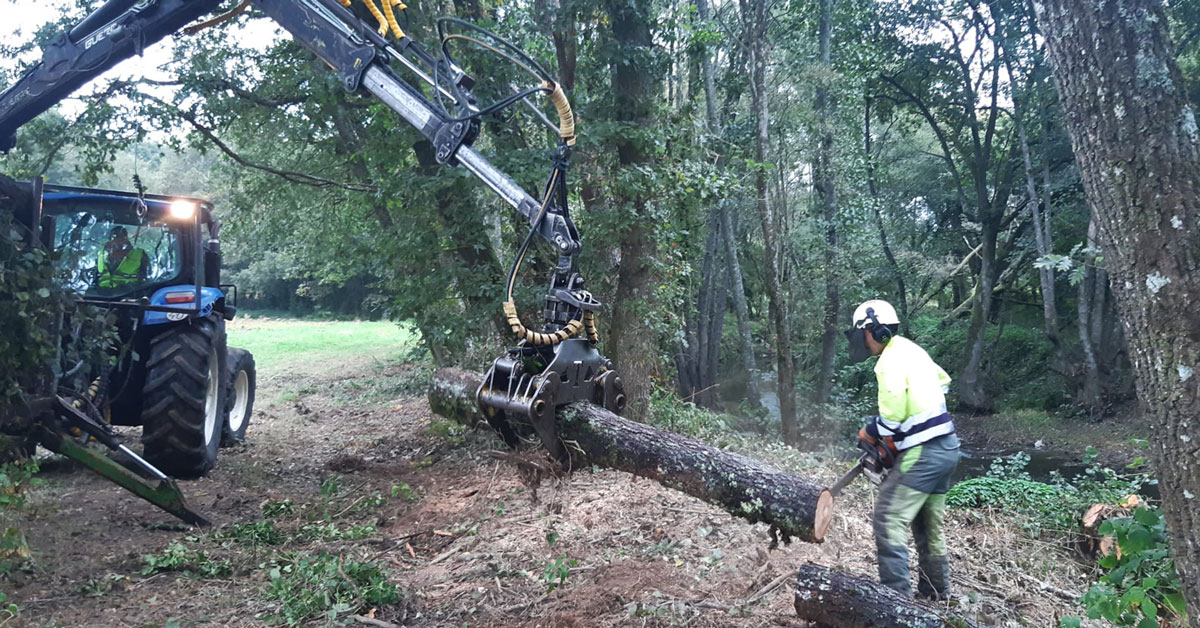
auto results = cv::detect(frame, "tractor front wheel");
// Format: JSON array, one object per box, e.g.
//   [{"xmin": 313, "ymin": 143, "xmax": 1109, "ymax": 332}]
[
  {"xmin": 140, "ymin": 316, "xmax": 226, "ymax": 478},
  {"xmin": 222, "ymin": 347, "xmax": 255, "ymax": 446}
]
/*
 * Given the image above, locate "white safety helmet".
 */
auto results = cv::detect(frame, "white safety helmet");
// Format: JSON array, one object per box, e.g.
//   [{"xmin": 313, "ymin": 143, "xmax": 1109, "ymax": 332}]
[{"xmin": 851, "ymin": 299, "xmax": 900, "ymax": 329}]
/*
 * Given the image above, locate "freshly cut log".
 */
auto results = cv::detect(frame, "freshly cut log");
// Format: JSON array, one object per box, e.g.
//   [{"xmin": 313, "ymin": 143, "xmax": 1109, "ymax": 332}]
[
  {"xmin": 794, "ymin": 562, "xmax": 979, "ymax": 628},
  {"xmin": 429, "ymin": 368, "xmax": 833, "ymax": 544}
]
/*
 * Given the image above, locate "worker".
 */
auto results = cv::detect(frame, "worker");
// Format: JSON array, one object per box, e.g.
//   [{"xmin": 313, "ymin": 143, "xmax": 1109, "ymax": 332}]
[
  {"xmin": 845, "ymin": 299, "xmax": 960, "ymax": 600},
  {"xmin": 97, "ymin": 226, "xmax": 148, "ymax": 288}
]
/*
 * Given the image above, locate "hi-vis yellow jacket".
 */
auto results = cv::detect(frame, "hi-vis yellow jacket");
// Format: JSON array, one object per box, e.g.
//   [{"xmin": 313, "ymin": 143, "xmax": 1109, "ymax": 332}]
[{"xmin": 873, "ymin": 336, "xmax": 955, "ymax": 450}]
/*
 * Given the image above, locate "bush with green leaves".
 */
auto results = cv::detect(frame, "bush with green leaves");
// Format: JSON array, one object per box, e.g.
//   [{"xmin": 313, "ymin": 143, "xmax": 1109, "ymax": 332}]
[
  {"xmin": 213, "ymin": 520, "xmax": 286, "ymax": 547},
  {"xmin": 947, "ymin": 451, "xmax": 1152, "ymax": 538},
  {"xmin": 265, "ymin": 553, "xmax": 402, "ymax": 625},
  {"xmin": 542, "ymin": 553, "xmax": 577, "ymax": 593},
  {"xmin": 646, "ymin": 386, "xmax": 727, "ymax": 437},
  {"xmin": 141, "ymin": 541, "xmax": 231, "ymax": 578},
  {"xmin": 1060, "ymin": 507, "xmax": 1186, "ymax": 628},
  {"xmin": 0, "ymin": 459, "xmax": 41, "ymax": 510}
]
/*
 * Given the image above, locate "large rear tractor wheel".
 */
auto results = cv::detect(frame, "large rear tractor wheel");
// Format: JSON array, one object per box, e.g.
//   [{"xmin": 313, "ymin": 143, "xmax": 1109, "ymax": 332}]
[
  {"xmin": 222, "ymin": 348, "xmax": 255, "ymax": 446},
  {"xmin": 140, "ymin": 316, "xmax": 226, "ymax": 479}
]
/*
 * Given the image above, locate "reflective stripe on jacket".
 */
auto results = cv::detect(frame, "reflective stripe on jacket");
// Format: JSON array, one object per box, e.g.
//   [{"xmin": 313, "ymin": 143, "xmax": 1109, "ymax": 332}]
[
  {"xmin": 97, "ymin": 248, "xmax": 145, "ymax": 287},
  {"xmin": 873, "ymin": 335, "xmax": 955, "ymax": 450}
]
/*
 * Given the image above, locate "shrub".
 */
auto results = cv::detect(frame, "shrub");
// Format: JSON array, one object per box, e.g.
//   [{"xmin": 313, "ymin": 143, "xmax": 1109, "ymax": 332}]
[
  {"xmin": 1064, "ymin": 507, "xmax": 1186, "ymax": 627},
  {"xmin": 265, "ymin": 553, "xmax": 401, "ymax": 625},
  {"xmin": 142, "ymin": 541, "xmax": 231, "ymax": 578}
]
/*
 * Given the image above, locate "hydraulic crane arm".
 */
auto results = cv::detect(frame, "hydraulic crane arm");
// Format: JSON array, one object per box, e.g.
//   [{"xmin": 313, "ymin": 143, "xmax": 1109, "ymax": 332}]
[
  {"xmin": 0, "ymin": 0, "xmax": 221, "ymax": 152},
  {"xmin": 0, "ymin": 0, "xmax": 624, "ymax": 464}
]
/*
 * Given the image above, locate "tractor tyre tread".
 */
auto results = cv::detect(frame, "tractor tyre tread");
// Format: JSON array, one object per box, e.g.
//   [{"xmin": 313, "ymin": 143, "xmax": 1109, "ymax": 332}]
[{"xmin": 140, "ymin": 316, "xmax": 226, "ymax": 479}]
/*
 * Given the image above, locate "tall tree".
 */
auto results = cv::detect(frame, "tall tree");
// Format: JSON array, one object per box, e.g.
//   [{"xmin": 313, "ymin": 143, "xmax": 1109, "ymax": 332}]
[
  {"xmin": 600, "ymin": 0, "xmax": 661, "ymax": 418},
  {"xmin": 814, "ymin": 0, "xmax": 840, "ymax": 406},
  {"xmin": 741, "ymin": 0, "xmax": 799, "ymax": 443},
  {"xmin": 878, "ymin": 0, "xmax": 1019, "ymax": 410},
  {"xmin": 1035, "ymin": 0, "xmax": 1200, "ymax": 617}
]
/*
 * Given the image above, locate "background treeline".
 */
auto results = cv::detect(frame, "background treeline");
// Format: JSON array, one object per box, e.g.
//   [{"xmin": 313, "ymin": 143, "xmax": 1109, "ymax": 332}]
[{"xmin": 5, "ymin": 0, "xmax": 1200, "ymax": 435}]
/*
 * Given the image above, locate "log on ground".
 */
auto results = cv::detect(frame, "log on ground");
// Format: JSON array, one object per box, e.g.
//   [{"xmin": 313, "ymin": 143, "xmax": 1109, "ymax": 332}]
[
  {"xmin": 429, "ymin": 368, "xmax": 833, "ymax": 544},
  {"xmin": 794, "ymin": 562, "xmax": 978, "ymax": 628}
]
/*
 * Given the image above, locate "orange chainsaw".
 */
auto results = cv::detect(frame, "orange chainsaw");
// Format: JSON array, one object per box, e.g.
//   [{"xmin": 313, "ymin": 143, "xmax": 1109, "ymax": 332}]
[{"xmin": 829, "ymin": 425, "xmax": 895, "ymax": 496}]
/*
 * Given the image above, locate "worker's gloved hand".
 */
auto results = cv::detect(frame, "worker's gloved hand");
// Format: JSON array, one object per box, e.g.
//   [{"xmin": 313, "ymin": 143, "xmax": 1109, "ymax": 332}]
[{"xmin": 858, "ymin": 417, "xmax": 897, "ymax": 469}]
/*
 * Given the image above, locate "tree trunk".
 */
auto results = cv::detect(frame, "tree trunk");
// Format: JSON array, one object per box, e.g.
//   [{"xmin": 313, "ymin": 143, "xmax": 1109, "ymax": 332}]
[
  {"xmin": 957, "ymin": 227, "xmax": 998, "ymax": 411},
  {"xmin": 814, "ymin": 0, "xmax": 839, "ymax": 408},
  {"xmin": 602, "ymin": 0, "xmax": 660, "ymax": 419},
  {"xmin": 864, "ymin": 96, "xmax": 908, "ymax": 330},
  {"xmin": 1076, "ymin": 219, "xmax": 1103, "ymax": 411},
  {"xmin": 793, "ymin": 563, "xmax": 979, "ymax": 628},
  {"xmin": 698, "ymin": 0, "xmax": 756, "ymax": 402},
  {"xmin": 721, "ymin": 202, "xmax": 759, "ymax": 399},
  {"xmin": 1035, "ymin": 0, "xmax": 1200, "ymax": 619},
  {"xmin": 1008, "ymin": 63, "xmax": 1062, "ymax": 357},
  {"xmin": 740, "ymin": 0, "xmax": 798, "ymax": 444},
  {"xmin": 430, "ymin": 368, "xmax": 834, "ymax": 544},
  {"xmin": 702, "ymin": 223, "xmax": 727, "ymax": 407}
]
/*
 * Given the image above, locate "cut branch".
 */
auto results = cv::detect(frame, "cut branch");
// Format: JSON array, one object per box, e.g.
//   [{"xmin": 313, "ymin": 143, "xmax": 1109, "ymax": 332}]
[{"xmin": 429, "ymin": 368, "xmax": 833, "ymax": 544}]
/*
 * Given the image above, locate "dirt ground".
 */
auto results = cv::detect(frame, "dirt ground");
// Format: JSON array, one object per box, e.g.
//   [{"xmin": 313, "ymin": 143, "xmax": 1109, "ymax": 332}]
[{"xmin": 3, "ymin": 328, "xmax": 1109, "ymax": 627}]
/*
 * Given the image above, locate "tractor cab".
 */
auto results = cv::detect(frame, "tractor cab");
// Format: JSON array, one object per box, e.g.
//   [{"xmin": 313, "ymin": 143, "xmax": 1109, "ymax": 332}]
[
  {"xmin": 42, "ymin": 185, "xmax": 228, "ymax": 324},
  {"xmin": 36, "ymin": 185, "xmax": 255, "ymax": 479}
]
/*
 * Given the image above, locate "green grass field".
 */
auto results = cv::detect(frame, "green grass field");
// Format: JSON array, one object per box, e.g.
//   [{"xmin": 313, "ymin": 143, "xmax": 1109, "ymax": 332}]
[{"xmin": 226, "ymin": 318, "xmax": 420, "ymax": 378}]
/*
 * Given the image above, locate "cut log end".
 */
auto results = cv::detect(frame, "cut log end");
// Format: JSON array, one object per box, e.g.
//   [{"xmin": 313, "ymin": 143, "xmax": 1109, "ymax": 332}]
[{"xmin": 813, "ymin": 490, "xmax": 833, "ymax": 542}]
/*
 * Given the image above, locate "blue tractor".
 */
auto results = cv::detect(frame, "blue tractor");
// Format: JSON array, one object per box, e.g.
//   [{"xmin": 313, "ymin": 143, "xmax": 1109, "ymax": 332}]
[{"xmin": 43, "ymin": 184, "xmax": 255, "ymax": 479}]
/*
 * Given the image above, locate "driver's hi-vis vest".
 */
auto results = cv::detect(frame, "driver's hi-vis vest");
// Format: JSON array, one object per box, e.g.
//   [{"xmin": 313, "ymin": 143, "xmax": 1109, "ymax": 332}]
[
  {"xmin": 872, "ymin": 335, "xmax": 955, "ymax": 450},
  {"xmin": 97, "ymin": 248, "xmax": 145, "ymax": 287}
]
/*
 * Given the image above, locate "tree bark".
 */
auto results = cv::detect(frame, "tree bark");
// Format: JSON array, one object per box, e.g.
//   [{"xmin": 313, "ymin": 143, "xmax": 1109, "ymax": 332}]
[
  {"xmin": 430, "ymin": 368, "xmax": 834, "ymax": 543},
  {"xmin": 602, "ymin": 0, "xmax": 660, "ymax": 418},
  {"xmin": 698, "ymin": 0, "xmax": 757, "ymax": 401},
  {"xmin": 721, "ymin": 202, "xmax": 759, "ymax": 399},
  {"xmin": 793, "ymin": 563, "xmax": 979, "ymax": 628},
  {"xmin": 1034, "ymin": 0, "xmax": 1200, "ymax": 620},
  {"xmin": 814, "ymin": 0, "xmax": 839, "ymax": 408},
  {"xmin": 1076, "ymin": 219, "xmax": 1103, "ymax": 411},
  {"xmin": 740, "ymin": 0, "xmax": 798, "ymax": 444}
]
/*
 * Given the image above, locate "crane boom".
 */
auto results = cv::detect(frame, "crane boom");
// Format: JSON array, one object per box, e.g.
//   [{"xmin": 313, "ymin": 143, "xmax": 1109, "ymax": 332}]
[{"xmin": 0, "ymin": 0, "xmax": 626, "ymax": 463}]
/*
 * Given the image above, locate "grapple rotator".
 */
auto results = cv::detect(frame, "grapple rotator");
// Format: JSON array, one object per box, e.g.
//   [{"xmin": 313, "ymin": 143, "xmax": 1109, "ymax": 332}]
[{"xmin": 476, "ymin": 189, "xmax": 625, "ymax": 461}]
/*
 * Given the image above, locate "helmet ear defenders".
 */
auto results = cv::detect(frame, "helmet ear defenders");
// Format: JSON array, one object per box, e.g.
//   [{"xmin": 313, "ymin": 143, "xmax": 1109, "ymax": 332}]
[{"xmin": 865, "ymin": 307, "xmax": 893, "ymax": 344}]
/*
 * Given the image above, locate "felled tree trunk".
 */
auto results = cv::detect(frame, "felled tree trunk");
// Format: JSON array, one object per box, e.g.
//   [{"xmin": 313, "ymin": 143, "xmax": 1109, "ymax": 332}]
[
  {"xmin": 794, "ymin": 563, "xmax": 978, "ymax": 628},
  {"xmin": 429, "ymin": 368, "xmax": 833, "ymax": 544}
]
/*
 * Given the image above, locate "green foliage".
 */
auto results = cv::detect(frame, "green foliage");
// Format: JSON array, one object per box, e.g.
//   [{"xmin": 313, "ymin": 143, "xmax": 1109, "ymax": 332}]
[
  {"xmin": 214, "ymin": 521, "xmax": 286, "ymax": 547},
  {"xmin": 646, "ymin": 386, "xmax": 727, "ymax": 437},
  {"xmin": 141, "ymin": 541, "xmax": 232, "ymax": 578},
  {"xmin": 948, "ymin": 452, "xmax": 1152, "ymax": 538},
  {"xmin": 541, "ymin": 553, "xmax": 577, "ymax": 593},
  {"xmin": 262, "ymin": 499, "xmax": 296, "ymax": 519},
  {"xmin": 428, "ymin": 419, "xmax": 467, "ymax": 447},
  {"xmin": 0, "ymin": 459, "xmax": 41, "ymax": 510},
  {"xmin": 390, "ymin": 483, "xmax": 419, "ymax": 503},
  {"xmin": 298, "ymin": 522, "xmax": 377, "ymax": 541},
  {"xmin": 320, "ymin": 474, "xmax": 343, "ymax": 497},
  {"xmin": 0, "ymin": 204, "xmax": 113, "ymax": 416},
  {"xmin": 1066, "ymin": 508, "xmax": 1186, "ymax": 627},
  {"xmin": 0, "ymin": 590, "xmax": 18, "ymax": 622},
  {"xmin": 945, "ymin": 476, "xmax": 1063, "ymax": 511},
  {"xmin": 264, "ymin": 553, "xmax": 401, "ymax": 626}
]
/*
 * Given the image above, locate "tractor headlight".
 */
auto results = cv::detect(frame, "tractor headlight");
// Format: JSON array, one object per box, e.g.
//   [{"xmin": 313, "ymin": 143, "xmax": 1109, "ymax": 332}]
[{"xmin": 169, "ymin": 200, "xmax": 198, "ymax": 220}]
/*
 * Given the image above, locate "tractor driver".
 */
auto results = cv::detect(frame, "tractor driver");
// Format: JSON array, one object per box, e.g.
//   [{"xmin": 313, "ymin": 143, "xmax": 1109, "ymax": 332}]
[
  {"xmin": 97, "ymin": 226, "xmax": 149, "ymax": 288},
  {"xmin": 845, "ymin": 299, "xmax": 961, "ymax": 600}
]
